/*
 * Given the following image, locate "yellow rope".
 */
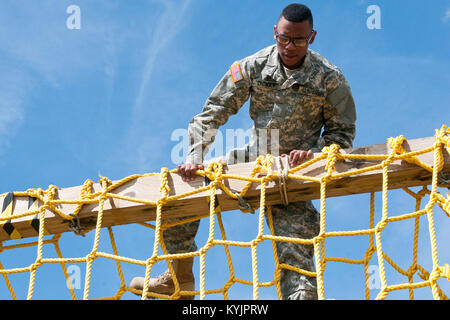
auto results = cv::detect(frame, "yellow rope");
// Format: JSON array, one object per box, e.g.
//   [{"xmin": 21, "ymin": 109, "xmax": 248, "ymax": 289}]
[{"xmin": 0, "ymin": 125, "xmax": 448, "ymax": 300}]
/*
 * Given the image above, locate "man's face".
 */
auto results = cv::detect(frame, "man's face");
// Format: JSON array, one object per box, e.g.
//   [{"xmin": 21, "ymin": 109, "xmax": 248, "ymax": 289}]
[{"xmin": 274, "ymin": 17, "xmax": 316, "ymax": 69}]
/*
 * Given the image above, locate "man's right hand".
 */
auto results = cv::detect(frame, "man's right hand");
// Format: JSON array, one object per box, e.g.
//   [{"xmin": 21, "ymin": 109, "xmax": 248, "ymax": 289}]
[{"xmin": 177, "ymin": 164, "xmax": 204, "ymax": 182}]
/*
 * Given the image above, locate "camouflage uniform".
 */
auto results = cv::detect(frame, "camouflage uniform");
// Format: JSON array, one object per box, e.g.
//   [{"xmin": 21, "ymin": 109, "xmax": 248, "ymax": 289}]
[{"xmin": 164, "ymin": 45, "xmax": 356, "ymax": 300}]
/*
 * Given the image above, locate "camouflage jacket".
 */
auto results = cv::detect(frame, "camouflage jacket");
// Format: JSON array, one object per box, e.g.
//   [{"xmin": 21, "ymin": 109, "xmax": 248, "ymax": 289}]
[{"xmin": 186, "ymin": 44, "xmax": 356, "ymax": 165}]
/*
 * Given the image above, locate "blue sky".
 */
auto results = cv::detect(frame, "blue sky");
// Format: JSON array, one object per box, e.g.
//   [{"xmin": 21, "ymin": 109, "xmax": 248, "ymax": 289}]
[{"xmin": 0, "ymin": 0, "xmax": 449, "ymax": 300}]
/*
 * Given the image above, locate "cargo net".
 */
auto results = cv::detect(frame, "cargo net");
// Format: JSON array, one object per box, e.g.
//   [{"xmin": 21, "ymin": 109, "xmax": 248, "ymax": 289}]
[{"xmin": 0, "ymin": 126, "xmax": 449, "ymax": 300}]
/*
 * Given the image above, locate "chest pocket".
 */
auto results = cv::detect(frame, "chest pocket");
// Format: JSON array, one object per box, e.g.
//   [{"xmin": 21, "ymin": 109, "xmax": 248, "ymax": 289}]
[
  {"xmin": 268, "ymin": 85, "xmax": 325, "ymax": 131},
  {"xmin": 250, "ymin": 80, "xmax": 280, "ymax": 125}
]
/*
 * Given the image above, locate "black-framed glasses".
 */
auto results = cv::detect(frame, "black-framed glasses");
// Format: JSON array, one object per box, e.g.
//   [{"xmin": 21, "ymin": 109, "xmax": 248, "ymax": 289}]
[{"xmin": 275, "ymin": 30, "xmax": 315, "ymax": 47}]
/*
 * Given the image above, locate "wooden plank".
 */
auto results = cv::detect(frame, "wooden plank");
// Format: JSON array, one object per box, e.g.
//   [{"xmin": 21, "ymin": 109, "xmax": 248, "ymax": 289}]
[{"xmin": 0, "ymin": 135, "xmax": 448, "ymax": 242}]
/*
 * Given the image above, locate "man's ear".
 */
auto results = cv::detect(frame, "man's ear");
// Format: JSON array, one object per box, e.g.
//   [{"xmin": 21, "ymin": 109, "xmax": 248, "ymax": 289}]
[
  {"xmin": 309, "ymin": 30, "xmax": 317, "ymax": 44},
  {"xmin": 273, "ymin": 25, "xmax": 277, "ymax": 41}
]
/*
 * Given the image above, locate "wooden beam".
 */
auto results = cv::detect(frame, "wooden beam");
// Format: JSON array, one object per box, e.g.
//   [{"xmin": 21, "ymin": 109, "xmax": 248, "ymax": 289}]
[{"xmin": 0, "ymin": 135, "xmax": 449, "ymax": 242}]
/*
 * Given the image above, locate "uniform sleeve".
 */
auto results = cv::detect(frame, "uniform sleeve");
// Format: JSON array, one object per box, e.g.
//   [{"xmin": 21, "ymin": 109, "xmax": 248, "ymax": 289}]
[
  {"xmin": 315, "ymin": 71, "xmax": 357, "ymax": 152},
  {"xmin": 186, "ymin": 62, "xmax": 251, "ymax": 164}
]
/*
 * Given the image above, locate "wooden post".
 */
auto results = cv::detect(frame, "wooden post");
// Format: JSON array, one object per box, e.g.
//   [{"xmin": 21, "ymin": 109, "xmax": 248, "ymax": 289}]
[{"xmin": 0, "ymin": 135, "xmax": 448, "ymax": 242}]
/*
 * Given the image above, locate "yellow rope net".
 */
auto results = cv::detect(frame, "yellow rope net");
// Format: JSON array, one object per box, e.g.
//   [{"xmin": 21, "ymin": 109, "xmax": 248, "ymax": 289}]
[{"xmin": 0, "ymin": 125, "xmax": 449, "ymax": 300}]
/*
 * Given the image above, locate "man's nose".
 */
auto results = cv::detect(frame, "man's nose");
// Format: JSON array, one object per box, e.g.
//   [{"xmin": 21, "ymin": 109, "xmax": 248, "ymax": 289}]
[{"xmin": 286, "ymin": 41, "xmax": 297, "ymax": 50}]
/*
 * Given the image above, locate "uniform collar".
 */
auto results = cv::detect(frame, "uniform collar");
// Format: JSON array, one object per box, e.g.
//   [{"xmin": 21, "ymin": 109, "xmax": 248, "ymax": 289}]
[
  {"xmin": 262, "ymin": 46, "xmax": 313, "ymax": 88},
  {"xmin": 289, "ymin": 51, "xmax": 313, "ymax": 84},
  {"xmin": 260, "ymin": 46, "xmax": 285, "ymax": 83}
]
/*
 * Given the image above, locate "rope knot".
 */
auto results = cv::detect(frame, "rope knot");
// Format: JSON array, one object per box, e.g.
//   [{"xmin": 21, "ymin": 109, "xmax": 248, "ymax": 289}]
[
  {"xmin": 313, "ymin": 234, "xmax": 325, "ymax": 244},
  {"xmin": 205, "ymin": 160, "xmax": 226, "ymax": 183},
  {"xmin": 319, "ymin": 176, "xmax": 332, "ymax": 184},
  {"xmin": 146, "ymin": 256, "xmax": 158, "ymax": 266},
  {"xmin": 430, "ymin": 267, "xmax": 441, "ymax": 282},
  {"xmin": 40, "ymin": 186, "xmax": 58, "ymax": 212},
  {"xmin": 363, "ymin": 246, "xmax": 376, "ymax": 263},
  {"xmin": 98, "ymin": 176, "xmax": 112, "ymax": 202},
  {"xmin": 87, "ymin": 252, "xmax": 97, "ymax": 262},
  {"xmin": 80, "ymin": 179, "xmax": 94, "ymax": 199},
  {"xmin": 98, "ymin": 176, "xmax": 112, "ymax": 188},
  {"xmin": 322, "ymin": 144, "xmax": 341, "ymax": 174},
  {"xmin": 30, "ymin": 259, "xmax": 43, "ymax": 272},
  {"xmin": 375, "ymin": 219, "xmax": 388, "ymax": 233},
  {"xmin": 159, "ymin": 167, "xmax": 171, "ymax": 198},
  {"xmin": 254, "ymin": 154, "xmax": 274, "ymax": 175},
  {"xmin": 251, "ymin": 237, "xmax": 263, "ymax": 247},
  {"xmin": 387, "ymin": 135, "xmax": 406, "ymax": 155},
  {"xmin": 26, "ymin": 188, "xmax": 44, "ymax": 199},
  {"xmin": 45, "ymin": 185, "xmax": 58, "ymax": 202},
  {"xmin": 434, "ymin": 125, "xmax": 450, "ymax": 148},
  {"xmin": 406, "ymin": 264, "xmax": 418, "ymax": 278}
]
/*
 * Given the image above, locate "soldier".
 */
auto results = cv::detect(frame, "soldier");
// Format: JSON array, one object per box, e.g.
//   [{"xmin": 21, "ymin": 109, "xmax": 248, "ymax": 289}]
[{"xmin": 130, "ymin": 3, "xmax": 356, "ymax": 300}]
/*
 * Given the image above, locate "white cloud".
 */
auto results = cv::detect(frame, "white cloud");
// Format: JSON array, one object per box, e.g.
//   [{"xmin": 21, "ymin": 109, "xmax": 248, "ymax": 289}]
[
  {"xmin": 0, "ymin": 102, "xmax": 24, "ymax": 145},
  {"xmin": 443, "ymin": 8, "xmax": 450, "ymax": 23},
  {"xmin": 121, "ymin": 0, "xmax": 193, "ymax": 171},
  {"xmin": 133, "ymin": 0, "xmax": 192, "ymax": 116},
  {"xmin": 0, "ymin": 67, "xmax": 32, "ymax": 158}
]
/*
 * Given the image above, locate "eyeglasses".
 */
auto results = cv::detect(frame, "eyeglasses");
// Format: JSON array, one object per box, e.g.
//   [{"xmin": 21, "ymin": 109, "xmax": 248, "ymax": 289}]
[{"xmin": 275, "ymin": 30, "xmax": 315, "ymax": 47}]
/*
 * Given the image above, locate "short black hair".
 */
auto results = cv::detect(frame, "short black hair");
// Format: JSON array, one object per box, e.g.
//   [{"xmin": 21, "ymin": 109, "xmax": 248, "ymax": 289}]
[{"xmin": 279, "ymin": 3, "xmax": 313, "ymax": 27}]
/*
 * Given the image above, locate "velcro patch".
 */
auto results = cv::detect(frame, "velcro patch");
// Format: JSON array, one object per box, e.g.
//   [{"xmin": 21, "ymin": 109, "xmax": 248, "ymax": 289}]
[{"xmin": 230, "ymin": 63, "xmax": 243, "ymax": 83}]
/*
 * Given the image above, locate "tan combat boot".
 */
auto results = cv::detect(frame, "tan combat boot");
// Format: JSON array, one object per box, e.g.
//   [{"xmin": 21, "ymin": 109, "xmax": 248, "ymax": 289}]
[{"xmin": 129, "ymin": 257, "xmax": 195, "ymax": 300}]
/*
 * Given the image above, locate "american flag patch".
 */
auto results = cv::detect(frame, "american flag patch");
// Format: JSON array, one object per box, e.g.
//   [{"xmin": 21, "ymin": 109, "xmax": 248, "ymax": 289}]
[{"xmin": 230, "ymin": 63, "xmax": 243, "ymax": 83}]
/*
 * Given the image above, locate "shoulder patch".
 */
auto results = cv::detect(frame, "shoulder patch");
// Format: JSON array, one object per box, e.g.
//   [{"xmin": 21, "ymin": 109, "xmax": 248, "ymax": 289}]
[{"xmin": 230, "ymin": 63, "xmax": 243, "ymax": 83}]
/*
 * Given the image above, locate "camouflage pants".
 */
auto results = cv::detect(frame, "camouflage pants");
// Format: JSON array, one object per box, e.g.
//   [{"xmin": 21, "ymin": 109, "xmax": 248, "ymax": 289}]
[{"xmin": 163, "ymin": 200, "xmax": 320, "ymax": 300}]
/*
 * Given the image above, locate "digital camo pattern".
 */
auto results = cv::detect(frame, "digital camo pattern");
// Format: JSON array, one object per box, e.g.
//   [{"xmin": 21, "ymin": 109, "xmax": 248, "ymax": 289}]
[
  {"xmin": 269, "ymin": 201, "xmax": 320, "ymax": 300},
  {"xmin": 186, "ymin": 44, "xmax": 356, "ymax": 164},
  {"xmin": 164, "ymin": 45, "xmax": 356, "ymax": 300},
  {"xmin": 163, "ymin": 217, "xmax": 199, "ymax": 254}
]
